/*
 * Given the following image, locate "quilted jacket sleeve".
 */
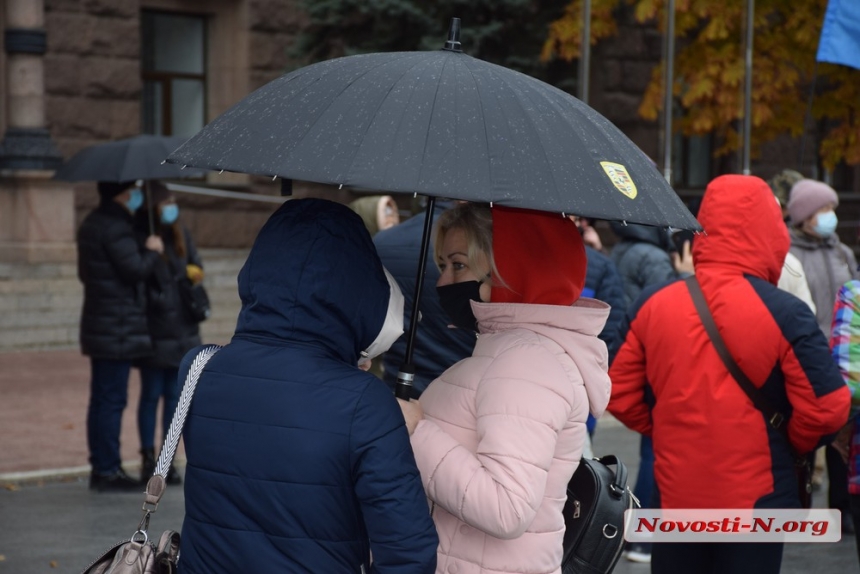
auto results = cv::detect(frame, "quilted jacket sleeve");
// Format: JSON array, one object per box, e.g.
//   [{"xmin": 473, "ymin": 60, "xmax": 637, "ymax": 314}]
[
  {"xmin": 594, "ymin": 259, "xmax": 627, "ymax": 351},
  {"xmin": 350, "ymin": 381, "xmax": 438, "ymax": 574},
  {"xmin": 606, "ymin": 318, "xmax": 653, "ymax": 436},
  {"xmin": 410, "ymin": 342, "xmax": 573, "ymax": 540},
  {"xmin": 104, "ymin": 219, "xmax": 159, "ymax": 285},
  {"xmin": 778, "ymin": 295, "xmax": 850, "ymax": 454}
]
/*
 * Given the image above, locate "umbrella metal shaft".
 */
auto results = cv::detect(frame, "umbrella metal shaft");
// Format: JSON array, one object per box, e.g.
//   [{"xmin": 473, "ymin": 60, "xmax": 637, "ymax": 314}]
[{"xmin": 395, "ymin": 195, "xmax": 437, "ymax": 400}]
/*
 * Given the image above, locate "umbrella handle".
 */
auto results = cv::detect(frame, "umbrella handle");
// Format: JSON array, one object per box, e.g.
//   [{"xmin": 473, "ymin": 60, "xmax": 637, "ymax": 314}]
[{"xmin": 395, "ymin": 195, "xmax": 437, "ymax": 400}]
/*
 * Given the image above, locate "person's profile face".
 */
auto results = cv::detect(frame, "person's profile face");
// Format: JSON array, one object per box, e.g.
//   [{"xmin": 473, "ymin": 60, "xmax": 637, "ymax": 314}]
[{"xmin": 436, "ymin": 227, "xmax": 492, "ymax": 301}]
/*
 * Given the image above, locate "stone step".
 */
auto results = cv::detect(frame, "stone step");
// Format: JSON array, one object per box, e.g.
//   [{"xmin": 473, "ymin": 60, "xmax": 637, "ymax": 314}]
[
  {"xmin": 0, "ymin": 248, "xmax": 249, "ymax": 352},
  {"xmin": 0, "ymin": 325, "xmax": 79, "ymax": 350},
  {"xmin": 0, "ymin": 261, "xmax": 78, "ymax": 281},
  {"xmin": 0, "ymin": 289, "xmax": 82, "ymax": 312},
  {"xmin": 0, "ymin": 310, "xmax": 80, "ymax": 329}
]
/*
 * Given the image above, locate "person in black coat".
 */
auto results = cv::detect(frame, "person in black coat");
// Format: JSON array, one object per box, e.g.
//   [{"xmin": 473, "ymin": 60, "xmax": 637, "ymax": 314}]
[
  {"xmin": 77, "ymin": 180, "xmax": 164, "ymax": 491},
  {"xmin": 133, "ymin": 181, "xmax": 204, "ymax": 485}
]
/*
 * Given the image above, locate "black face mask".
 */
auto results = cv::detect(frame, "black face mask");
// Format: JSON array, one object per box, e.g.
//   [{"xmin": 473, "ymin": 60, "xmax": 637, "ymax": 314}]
[{"xmin": 436, "ymin": 280, "xmax": 483, "ymax": 332}]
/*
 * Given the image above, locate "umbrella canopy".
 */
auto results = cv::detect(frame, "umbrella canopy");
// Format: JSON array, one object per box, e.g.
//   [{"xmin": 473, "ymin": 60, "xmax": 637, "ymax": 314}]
[
  {"xmin": 55, "ymin": 134, "xmax": 204, "ymax": 182},
  {"xmin": 167, "ymin": 27, "xmax": 699, "ymax": 231}
]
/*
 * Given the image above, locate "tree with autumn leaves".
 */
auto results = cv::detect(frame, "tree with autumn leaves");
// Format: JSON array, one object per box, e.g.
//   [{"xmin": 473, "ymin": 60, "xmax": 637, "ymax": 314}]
[{"xmin": 542, "ymin": 0, "xmax": 860, "ymax": 170}]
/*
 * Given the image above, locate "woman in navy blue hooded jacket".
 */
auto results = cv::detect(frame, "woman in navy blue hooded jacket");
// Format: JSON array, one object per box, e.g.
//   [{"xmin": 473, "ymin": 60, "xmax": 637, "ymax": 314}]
[{"xmin": 177, "ymin": 198, "xmax": 438, "ymax": 574}]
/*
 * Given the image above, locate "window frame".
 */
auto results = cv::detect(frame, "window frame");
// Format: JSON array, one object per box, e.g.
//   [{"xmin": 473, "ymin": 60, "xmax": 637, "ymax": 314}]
[{"xmin": 141, "ymin": 9, "xmax": 208, "ymax": 137}]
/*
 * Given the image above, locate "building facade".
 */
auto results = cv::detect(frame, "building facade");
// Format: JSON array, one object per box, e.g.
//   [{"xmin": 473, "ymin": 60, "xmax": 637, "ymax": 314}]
[
  {"xmin": 1, "ymin": 0, "xmax": 856, "ymax": 262},
  {"xmin": 0, "ymin": 0, "xmax": 857, "ymax": 352}
]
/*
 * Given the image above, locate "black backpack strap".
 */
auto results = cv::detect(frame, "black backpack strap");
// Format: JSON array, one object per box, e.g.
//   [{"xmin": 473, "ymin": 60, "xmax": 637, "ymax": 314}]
[
  {"xmin": 684, "ymin": 276, "xmax": 793, "ymax": 445},
  {"xmin": 595, "ymin": 455, "xmax": 628, "ymax": 498},
  {"xmin": 685, "ymin": 276, "xmax": 813, "ymax": 507}
]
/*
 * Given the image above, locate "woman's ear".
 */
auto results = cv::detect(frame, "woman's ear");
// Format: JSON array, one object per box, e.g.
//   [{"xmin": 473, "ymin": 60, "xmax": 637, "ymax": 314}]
[{"xmin": 479, "ymin": 280, "xmax": 492, "ymax": 302}]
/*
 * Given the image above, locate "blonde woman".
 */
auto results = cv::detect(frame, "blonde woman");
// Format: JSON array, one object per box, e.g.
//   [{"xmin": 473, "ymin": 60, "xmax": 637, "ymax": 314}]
[{"xmin": 399, "ymin": 203, "xmax": 611, "ymax": 574}]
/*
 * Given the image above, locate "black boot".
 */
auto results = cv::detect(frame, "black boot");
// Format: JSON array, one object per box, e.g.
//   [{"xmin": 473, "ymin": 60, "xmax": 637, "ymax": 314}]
[
  {"xmin": 140, "ymin": 448, "xmax": 156, "ymax": 485},
  {"xmin": 90, "ymin": 468, "xmax": 141, "ymax": 492}
]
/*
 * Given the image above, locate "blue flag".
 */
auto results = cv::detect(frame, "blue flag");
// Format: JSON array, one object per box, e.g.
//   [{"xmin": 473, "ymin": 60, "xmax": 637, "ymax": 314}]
[{"xmin": 816, "ymin": 0, "xmax": 860, "ymax": 70}]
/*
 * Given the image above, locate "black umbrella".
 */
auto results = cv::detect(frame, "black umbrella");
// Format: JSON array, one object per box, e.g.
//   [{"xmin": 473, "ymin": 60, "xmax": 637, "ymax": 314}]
[
  {"xmin": 167, "ymin": 23, "xmax": 697, "ymax": 230},
  {"xmin": 54, "ymin": 134, "xmax": 204, "ymax": 183},
  {"xmin": 167, "ymin": 19, "xmax": 701, "ymax": 397},
  {"xmin": 55, "ymin": 134, "xmax": 205, "ymax": 234}
]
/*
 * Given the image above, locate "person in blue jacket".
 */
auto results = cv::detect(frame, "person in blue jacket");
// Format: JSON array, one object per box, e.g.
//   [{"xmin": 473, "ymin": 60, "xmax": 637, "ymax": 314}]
[
  {"xmin": 582, "ymin": 244, "xmax": 627, "ymax": 439},
  {"xmin": 583, "ymin": 245, "xmax": 626, "ymax": 352},
  {"xmin": 176, "ymin": 198, "xmax": 438, "ymax": 574},
  {"xmin": 374, "ymin": 200, "xmax": 476, "ymax": 396},
  {"xmin": 608, "ymin": 220, "xmax": 692, "ymax": 564}
]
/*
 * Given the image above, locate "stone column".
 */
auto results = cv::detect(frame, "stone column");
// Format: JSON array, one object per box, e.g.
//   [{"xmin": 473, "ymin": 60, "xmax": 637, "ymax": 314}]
[
  {"xmin": 0, "ymin": 0, "xmax": 74, "ymax": 263},
  {"xmin": 0, "ymin": 0, "xmax": 61, "ymax": 169}
]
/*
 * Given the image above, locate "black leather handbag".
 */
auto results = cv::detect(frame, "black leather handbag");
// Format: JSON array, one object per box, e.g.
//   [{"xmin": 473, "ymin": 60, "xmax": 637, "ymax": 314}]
[
  {"xmin": 561, "ymin": 455, "xmax": 637, "ymax": 574},
  {"xmin": 178, "ymin": 277, "xmax": 211, "ymax": 323}
]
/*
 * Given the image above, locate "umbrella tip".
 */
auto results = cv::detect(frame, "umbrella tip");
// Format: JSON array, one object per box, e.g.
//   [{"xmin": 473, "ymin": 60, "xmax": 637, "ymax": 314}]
[{"xmin": 443, "ymin": 18, "xmax": 462, "ymax": 52}]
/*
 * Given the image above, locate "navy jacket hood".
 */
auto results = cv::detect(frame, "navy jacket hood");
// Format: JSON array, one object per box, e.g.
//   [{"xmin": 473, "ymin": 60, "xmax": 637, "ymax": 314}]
[{"xmin": 235, "ymin": 198, "xmax": 388, "ymax": 364}]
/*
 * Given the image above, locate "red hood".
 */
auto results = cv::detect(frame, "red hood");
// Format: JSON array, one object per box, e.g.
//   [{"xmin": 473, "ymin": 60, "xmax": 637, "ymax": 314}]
[
  {"xmin": 490, "ymin": 206, "xmax": 586, "ymax": 305},
  {"xmin": 692, "ymin": 175, "xmax": 788, "ymax": 284}
]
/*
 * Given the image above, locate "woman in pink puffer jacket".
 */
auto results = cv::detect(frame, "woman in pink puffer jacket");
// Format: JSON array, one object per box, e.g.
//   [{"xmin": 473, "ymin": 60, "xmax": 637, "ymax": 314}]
[{"xmin": 399, "ymin": 203, "xmax": 612, "ymax": 574}]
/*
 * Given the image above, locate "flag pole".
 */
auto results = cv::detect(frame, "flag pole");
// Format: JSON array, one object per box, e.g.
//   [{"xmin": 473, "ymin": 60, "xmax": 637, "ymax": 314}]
[
  {"xmin": 578, "ymin": 0, "xmax": 592, "ymax": 104},
  {"xmin": 662, "ymin": 0, "xmax": 676, "ymax": 184},
  {"xmin": 798, "ymin": 61, "xmax": 819, "ymax": 172},
  {"xmin": 742, "ymin": 0, "xmax": 754, "ymax": 175}
]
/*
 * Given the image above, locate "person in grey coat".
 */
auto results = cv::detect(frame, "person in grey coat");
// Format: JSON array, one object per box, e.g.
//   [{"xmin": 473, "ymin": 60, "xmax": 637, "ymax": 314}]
[
  {"xmin": 787, "ymin": 179, "xmax": 859, "ymax": 335},
  {"xmin": 787, "ymin": 178, "xmax": 858, "ymax": 534},
  {"xmin": 609, "ymin": 222, "xmax": 691, "ymax": 308}
]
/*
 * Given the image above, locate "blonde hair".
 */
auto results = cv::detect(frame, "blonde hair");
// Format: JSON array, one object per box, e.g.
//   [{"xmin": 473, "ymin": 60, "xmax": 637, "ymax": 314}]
[{"xmin": 433, "ymin": 203, "xmax": 505, "ymax": 287}]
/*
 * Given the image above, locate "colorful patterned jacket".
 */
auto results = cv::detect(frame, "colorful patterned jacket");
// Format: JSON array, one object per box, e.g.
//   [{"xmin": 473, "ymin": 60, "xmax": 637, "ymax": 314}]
[{"xmin": 830, "ymin": 280, "xmax": 860, "ymax": 495}]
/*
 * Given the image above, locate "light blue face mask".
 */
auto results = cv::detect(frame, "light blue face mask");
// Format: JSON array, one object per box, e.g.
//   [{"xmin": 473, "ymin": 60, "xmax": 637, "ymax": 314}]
[
  {"xmin": 813, "ymin": 210, "xmax": 838, "ymax": 237},
  {"xmin": 160, "ymin": 204, "xmax": 179, "ymax": 225},
  {"xmin": 125, "ymin": 187, "xmax": 144, "ymax": 213}
]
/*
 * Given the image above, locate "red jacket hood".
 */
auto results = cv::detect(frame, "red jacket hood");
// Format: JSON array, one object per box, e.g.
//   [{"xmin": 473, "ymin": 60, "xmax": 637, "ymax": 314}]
[
  {"xmin": 491, "ymin": 206, "xmax": 586, "ymax": 305},
  {"xmin": 692, "ymin": 175, "xmax": 789, "ymax": 284}
]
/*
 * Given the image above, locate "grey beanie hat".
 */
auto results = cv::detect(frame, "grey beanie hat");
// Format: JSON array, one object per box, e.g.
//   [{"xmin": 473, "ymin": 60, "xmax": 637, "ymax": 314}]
[{"xmin": 786, "ymin": 179, "xmax": 838, "ymax": 225}]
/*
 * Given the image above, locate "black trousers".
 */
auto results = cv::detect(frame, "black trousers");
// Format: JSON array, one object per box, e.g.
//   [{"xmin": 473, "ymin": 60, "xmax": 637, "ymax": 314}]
[
  {"xmin": 849, "ymin": 495, "xmax": 860, "ymax": 567},
  {"xmin": 827, "ymin": 443, "xmax": 851, "ymax": 512},
  {"xmin": 652, "ymin": 542, "xmax": 783, "ymax": 574}
]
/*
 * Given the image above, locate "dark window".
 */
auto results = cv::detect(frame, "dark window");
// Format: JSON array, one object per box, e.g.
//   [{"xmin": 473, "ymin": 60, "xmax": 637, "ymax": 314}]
[
  {"xmin": 141, "ymin": 11, "xmax": 206, "ymax": 137},
  {"xmin": 827, "ymin": 162, "xmax": 858, "ymax": 193},
  {"xmin": 672, "ymin": 132, "xmax": 713, "ymax": 190}
]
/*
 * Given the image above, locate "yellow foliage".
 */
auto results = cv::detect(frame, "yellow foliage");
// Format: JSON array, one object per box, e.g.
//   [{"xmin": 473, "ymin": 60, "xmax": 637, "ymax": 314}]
[
  {"xmin": 544, "ymin": 0, "xmax": 860, "ymax": 167},
  {"xmin": 541, "ymin": 0, "xmax": 621, "ymax": 62}
]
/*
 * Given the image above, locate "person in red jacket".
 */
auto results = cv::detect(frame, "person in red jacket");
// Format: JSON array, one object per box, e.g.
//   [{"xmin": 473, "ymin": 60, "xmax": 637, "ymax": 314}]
[{"xmin": 608, "ymin": 174, "xmax": 850, "ymax": 573}]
